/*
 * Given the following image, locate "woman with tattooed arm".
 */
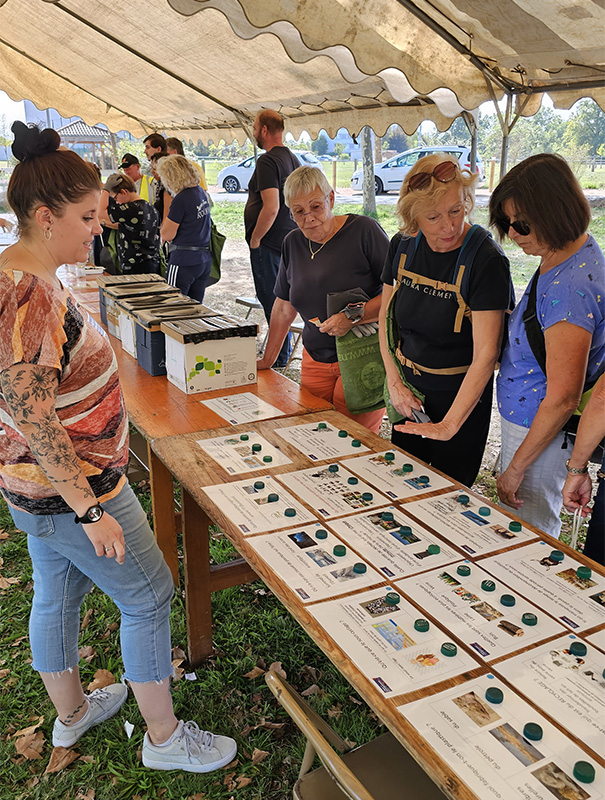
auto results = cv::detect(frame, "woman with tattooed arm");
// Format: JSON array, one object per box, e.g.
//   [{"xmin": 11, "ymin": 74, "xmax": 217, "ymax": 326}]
[{"xmin": 0, "ymin": 123, "xmax": 236, "ymax": 772}]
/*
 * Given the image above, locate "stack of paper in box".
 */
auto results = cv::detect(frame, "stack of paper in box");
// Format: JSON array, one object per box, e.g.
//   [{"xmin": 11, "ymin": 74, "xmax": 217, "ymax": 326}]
[
  {"xmin": 161, "ymin": 315, "xmax": 259, "ymax": 393},
  {"xmin": 96, "ymin": 273, "xmax": 165, "ymax": 327}
]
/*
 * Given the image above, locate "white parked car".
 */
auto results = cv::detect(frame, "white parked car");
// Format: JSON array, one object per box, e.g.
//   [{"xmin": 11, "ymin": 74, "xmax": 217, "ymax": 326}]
[
  {"xmin": 351, "ymin": 145, "xmax": 485, "ymax": 194},
  {"xmin": 216, "ymin": 151, "xmax": 322, "ymax": 193}
]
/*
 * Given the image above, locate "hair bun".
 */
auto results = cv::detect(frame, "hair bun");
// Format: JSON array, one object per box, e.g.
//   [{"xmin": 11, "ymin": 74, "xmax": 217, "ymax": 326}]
[{"xmin": 11, "ymin": 121, "xmax": 61, "ymax": 162}]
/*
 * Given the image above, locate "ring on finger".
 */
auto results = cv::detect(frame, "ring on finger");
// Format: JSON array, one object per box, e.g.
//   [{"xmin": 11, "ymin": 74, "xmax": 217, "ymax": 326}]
[{"xmin": 103, "ymin": 545, "xmax": 114, "ymax": 553}]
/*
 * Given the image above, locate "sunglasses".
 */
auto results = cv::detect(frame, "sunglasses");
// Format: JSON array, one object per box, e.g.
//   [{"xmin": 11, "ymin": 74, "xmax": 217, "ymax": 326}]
[
  {"xmin": 497, "ymin": 215, "xmax": 531, "ymax": 237},
  {"xmin": 407, "ymin": 161, "xmax": 458, "ymax": 192}
]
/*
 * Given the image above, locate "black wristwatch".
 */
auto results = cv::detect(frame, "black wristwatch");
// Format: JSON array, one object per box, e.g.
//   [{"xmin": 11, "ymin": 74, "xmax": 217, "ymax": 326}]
[{"xmin": 74, "ymin": 504, "xmax": 104, "ymax": 524}]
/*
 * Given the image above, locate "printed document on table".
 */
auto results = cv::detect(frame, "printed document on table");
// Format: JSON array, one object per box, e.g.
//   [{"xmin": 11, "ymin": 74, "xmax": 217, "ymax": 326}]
[
  {"xmin": 274, "ymin": 420, "xmax": 370, "ymax": 461},
  {"xmin": 495, "ymin": 634, "xmax": 605, "ymax": 755},
  {"xmin": 276, "ymin": 463, "xmax": 389, "ymax": 519},
  {"xmin": 202, "ymin": 475, "xmax": 316, "ymax": 535},
  {"xmin": 200, "ymin": 392, "xmax": 285, "ymax": 424},
  {"xmin": 399, "ymin": 675, "xmax": 603, "ymax": 800},
  {"xmin": 196, "ymin": 431, "xmax": 292, "ymax": 475},
  {"xmin": 326, "ymin": 506, "xmax": 461, "ymax": 580},
  {"xmin": 344, "ymin": 451, "xmax": 453, "ymax": 500},
  {"xmin": 308, "ymin": 585, "xmax": 478, "ymax": 697},
  {"xmin": 481, "ymin": 541, "xmax": 605, "ymax": 631},
  {"xmin": 405, "ymin": 489, "xmax": 537, "ymax": 556},
  {"xmin": 398, "ymin": 562, "xmax": 564, "ymax": 661},
  {"xmin": 585, "ymin": 628, "xmax": 605, "ymax": 652},
  {"xmin": 244, "ymin": 523, "xmax": 383, "ymax": 603}
]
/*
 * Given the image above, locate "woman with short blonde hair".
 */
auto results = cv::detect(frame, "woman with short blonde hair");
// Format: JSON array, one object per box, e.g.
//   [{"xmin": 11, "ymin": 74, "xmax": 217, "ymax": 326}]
[
  {"xmin": 156, "ymin": 154, "xmax": 199, "ymax": 196},
  {"xmin": 378, "ymin": 154, "xmax": 513, "ymax": 486}
]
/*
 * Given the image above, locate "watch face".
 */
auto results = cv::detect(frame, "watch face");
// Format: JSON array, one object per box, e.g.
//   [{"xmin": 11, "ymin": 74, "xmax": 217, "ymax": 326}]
[{"xmin": 87, "ymin": 505, "xmax": 103, "ymax": 523}]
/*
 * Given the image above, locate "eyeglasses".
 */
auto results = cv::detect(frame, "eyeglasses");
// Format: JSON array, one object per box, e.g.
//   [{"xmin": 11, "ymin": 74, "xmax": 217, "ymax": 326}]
[
  {"xmin": 407, "ymin": 161, "xmax": 458, "ymax": 192},
  {"xmin": 497, "ymin": 215, "xmax": 531, "ymax": 236},
  {"xmin": 290, "ymin": 197, "xmax": 329, "ymax": 222}
]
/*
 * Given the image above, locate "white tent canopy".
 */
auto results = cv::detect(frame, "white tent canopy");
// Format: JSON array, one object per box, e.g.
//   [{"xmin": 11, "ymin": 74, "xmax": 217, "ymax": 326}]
[{"xmin": 0, "ymin": 0, "xmax": 602, "ymax": 143}]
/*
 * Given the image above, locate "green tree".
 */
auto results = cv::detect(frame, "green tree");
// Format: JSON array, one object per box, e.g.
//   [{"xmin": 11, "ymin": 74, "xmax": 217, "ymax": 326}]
[
  {"xmin": 384, "ymin": 124, "xmax": 408, "ymax": 153},
  {"xmin": 563, "ymin": 99, "xmax": 605, "ymax": 156},
  {"xmin": 311, "ymin": 132, "xmax": 329, "ymax": 156}
]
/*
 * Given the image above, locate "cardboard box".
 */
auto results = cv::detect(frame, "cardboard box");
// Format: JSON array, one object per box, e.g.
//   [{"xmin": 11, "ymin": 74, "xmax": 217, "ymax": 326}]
[
  {"xmin": 162, "ymin": 316, "xmax": 258, "ymax": 394},
  {"xmin": 97, "ymin": 273, "xmax": 165, "ymax": 327}
]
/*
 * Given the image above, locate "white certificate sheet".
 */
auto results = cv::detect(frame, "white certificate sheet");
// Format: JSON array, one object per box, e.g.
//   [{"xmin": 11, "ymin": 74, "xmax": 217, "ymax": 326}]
[
  {"xmin": 196, "ymin": 431, "xmax": 292, "ymax": 475},
  {"xmin": 200, "ymin": 392, "xmax": 285, "ymax": 425},
  {"xmin": 344, "ymin": 451, "xmax": 453, "ymax": 500},
  {"xmin": 245, "ymin": 523, "xmax": 383, "ymax": 603},
  {"xmin": 400, "ymin": 675, "xmax": 603, "ymax": 800},
  {"xmin": 308, "ymin": 585, "xmax": 478, "ymax": 697},
  {"xmin": 202, "ymin": 475, "xmax": 316, "ymax": 534},
  {"xmin": 481, "ymin": 541, "xmax": 605, "ymax": 632},
  {"xmin": 325, "ymin": 506, "xmax": 462, "ymax": 581},
  {"xmin": 277, "ymin": 463, "xmax": 389, "ymax": 519},
  {"xmin": 274, "ymin": 420, "xmax": 370, "ymax": 461},
  {"xmin": 586, "ymin": 628, "xmax": 605, "ymax": 652},
  {"xmin": 398, "ymin": 563, "xmax": 564, "ymax": 661},
  {"xmin": 405, "ymin": 489, "xmax": 537, "ymax": 556},
  {"xmin": 495, "ymin": 635, "xmax": 605, "ymax": 756}
]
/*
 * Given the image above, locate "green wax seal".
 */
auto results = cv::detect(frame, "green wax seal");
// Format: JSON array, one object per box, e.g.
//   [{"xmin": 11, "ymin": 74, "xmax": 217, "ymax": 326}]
[
  {"xmin": 550, "ymin": 550, "xmax": 564, "ymax": 562},
  {"xmin": 253, "ymin": 481, "xmax": 265, "ymax": 490},
  {"xmin": 523, "ymin": 722, "xmax": 543, "ymax": 741},
  {"xmin": 399, "ymin": 526, "xmax": 412, "ymax": 537},
  {"xmin": 577, "ymin": 566, "xmax": 592, "ymax": 580},
  {"xmin": 315, "ymin": 529, "xmax": 328, "ymax": 540},
  {"xmin": 381, "ymin": 511, "xmax": 394, "ymax": 521},
  {"xmin": 509, "ymin": 520, "xmax": 522, "ymax": 532},
  {"xmin": 347, "ymin": 477, "xmax": 359, "ymax": 485},
  {"xmin": 267, "ymin": 493, "xmax": 279, "ymax": 503},
  {"xmin": 262, "ymin": 455, "xmax": 272, "ymax": 463},
  {"xmin": 351, "ymin": 439, "xmax": 361, "ymax": 447},
  {"xmin": 522, "ymin": 612, "xmax": 537, "ymax": 626},
  {"xmin": 500, "ymin": 594, "xmax": 516, "ymax": 607},
  {"xmin": 414, "ymin": 618, "xmax": 430, "ymax": 633},
  {"xmin": 361, "ymin": 492, "xmax": 373, "ymax": 501},
  {"xmin": 338, "ymin": 430, "xmax": 348, "ymax": 438},
  {"xmin": 385, "ymin": 592, "xmax": 400, "ymax": 605},
  {"xmin": 479, "ymin": 506, "xmax": 491, "ymax": 516},
  {"xmin": 457, "ymin": 494, "xmax": 470, "ymax": 505},
  {"xmin": 384, "ymin": 452, "xmax": 395, "ymax": 462},
  {"xmin": 457, "ymin": 564, "xmax": 471, "ymax": 576},
  {"xmin": 402, "ymin": 463, "xmax": 413, "ymax": 473},
  {"xmin": 284, "ymin": 508, "xmax": 296, "ymax": 517},
  {"xmin": 441, "ymin": 642, "xmax": 457, "ymax": 657},
  {"xmin": 427, "ymin": 544, "xmax": 441, "ymax": 555},
  {"xmin": 252, "ymin": 443, "xmax": 262, "ymax": 452},
  {"xmin": 481, "ymin": 580, "xmax": 496, "ymax": 592},
  {"xmin": 570, "ymin": 641, "xmax": 587, "ymax": 657},
  {"xmin": 485, "ymin": 687, "xmax": 504, "ymax": 704},
  {"xmin": 573, "ymin": 761, "xmax": 595, "ymax": 784},
  {"xmin": 333, "ymin": 544, "xmax": 346, "ymax": 557},
  {"xmin": 328, "ymin": 464, "xmax": 339, "ymax": 473},
  {"xmin": 417, "ymin": 475, "xmax": 430, "ymax": 484},
  {"xmin": 353, "ymin": 563, "xmax": 367, "ymax": 574},
  {"xmin": 239, "ymin": 434, "xmax": 249, "ymax": 441},
  {"xmin": 318, "ymin": 422, "xmax": 327, "ymax": 429}
]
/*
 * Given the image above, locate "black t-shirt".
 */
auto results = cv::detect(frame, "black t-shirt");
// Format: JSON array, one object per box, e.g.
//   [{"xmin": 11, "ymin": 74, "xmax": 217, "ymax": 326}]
[
  {"xmin": 107, "ymin": 198, "xmax": 160, "ymax": 274},
  {"xmin": 244, "ymin": 147, "xmax": 300, "ymax": 253},
  {"xmin": 381, "ymin": 230, "xmax": 511, "ymax": 391},
  {"xmin": 275, "ymin": 215, "xmax": 389, "ymax": 362}
]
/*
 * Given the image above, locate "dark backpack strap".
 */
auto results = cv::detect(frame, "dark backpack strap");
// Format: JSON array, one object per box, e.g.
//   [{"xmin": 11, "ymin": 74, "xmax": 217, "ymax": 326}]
[
  {"xmin": 521, "ymin": 268, "xmax": 547, "ymax": 376},
  {"xmin": 391, "ymin": 232, "xmax": 422, "ymax": 284}
]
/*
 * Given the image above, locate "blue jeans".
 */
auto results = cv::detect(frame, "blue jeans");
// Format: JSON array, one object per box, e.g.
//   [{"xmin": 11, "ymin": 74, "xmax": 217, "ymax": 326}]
[
  {"xmin": 10, "ymin": 483, "xmax": 174, "ymax": 683},
  {"xmin": 249, "ymin": 245, "xmax": 292, "ymax": 367}
]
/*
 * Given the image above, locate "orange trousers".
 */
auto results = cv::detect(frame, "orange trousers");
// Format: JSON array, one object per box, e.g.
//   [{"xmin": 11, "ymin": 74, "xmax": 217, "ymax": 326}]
[{"xmin": 301, "ymin": 349, "xmax": 385, "ymax": 434}]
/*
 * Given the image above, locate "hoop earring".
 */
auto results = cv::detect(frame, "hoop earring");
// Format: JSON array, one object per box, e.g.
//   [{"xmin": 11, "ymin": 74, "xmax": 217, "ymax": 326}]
[{"xmin": 43, "ymin": 227, "xmax": 52, "ymax": 241}]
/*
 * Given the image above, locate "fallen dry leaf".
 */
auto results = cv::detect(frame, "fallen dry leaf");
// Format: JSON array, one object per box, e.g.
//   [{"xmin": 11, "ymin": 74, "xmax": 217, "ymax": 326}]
[
  {"xmin": 0, "ymin": 530, "xmax": 9, "ymax": 540},
  {"xmin": 80, "ymin": 609, "xmax": 93, "ymax": 630},
  {"xmin": 45, "ymin": 746, "xmax": 80, "ymax": 773},
  {"xmin": 236, "ymin": 776, "xmax": 252, "ymax": 788},
  {"xmin": 251, "ymin": 747, "xmax": 269, "ymax": 765},
  {"xmin": 15, "ymin": 730, "xmax": 45, "ymax": 760},
  {"xmin": 13, "ymin": 716, "xmax": 44, "ymax": 738},
  {"xmin": 327, "ymin": 704, "xmax": 343, "ymax": 720},
  {"xmin": 268, "ymin": 661, "xmax": 287, "ymax": 679},
  {"xmin": 0, "ymin": 575, "xmax": 20, "ymax": 589},
  {"xmin": 223, "ymin": 770, "xmax": 236, "ymax": 790},
  {"xmin": 78, "ymin": 646, "xmax": 96, "ymax": 663},
  {"xmin": 0, "ymin": 669, "xmax": 10, "ymax": 679},
  {"xmin": 186, "ymin": 794, "xmax": 206, "ymax": 800},
  {"xmin": 243, "ymin": 666, "xmax": 265, "ymax": 680},
  {"xmin": 86, "ymin": 669, "xmax": 115, "ymax": 692},
  {"xmin": 75, "ymin": 789, "xmax": 95, "ymax": 800},
  {"xmin": 301, "ymin": 684, "xmax": 320, "ymax": 697},
  {"xmin": 172, "ymin": 645, "xmax": 187, "ymax": 661}
]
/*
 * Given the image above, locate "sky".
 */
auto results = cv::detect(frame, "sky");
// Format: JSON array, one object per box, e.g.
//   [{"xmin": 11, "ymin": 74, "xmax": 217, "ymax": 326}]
[{"xmin": 0, "ymin": 91, "xmax": 25, "ymax": 129}]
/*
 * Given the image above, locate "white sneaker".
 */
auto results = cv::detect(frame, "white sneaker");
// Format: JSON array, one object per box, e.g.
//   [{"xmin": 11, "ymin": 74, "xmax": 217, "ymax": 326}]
[
  {"xmin": 142, "ymin": 720, "xmax": 237, "ymax": 773},
  {"xmin": 52, "ymin": 683, "xmax": 128, "ymax": 748}
]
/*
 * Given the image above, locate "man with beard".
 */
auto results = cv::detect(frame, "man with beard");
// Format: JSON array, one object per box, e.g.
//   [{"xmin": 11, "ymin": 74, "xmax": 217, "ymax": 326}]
[{"xmin": 244, "ymin": 110, "xmax": 299, "ymax": 367}]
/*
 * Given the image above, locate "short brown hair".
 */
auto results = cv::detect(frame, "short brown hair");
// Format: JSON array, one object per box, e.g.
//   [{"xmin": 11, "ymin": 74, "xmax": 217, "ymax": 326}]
[
  {"xmin": 256, "ymin": 110, "xmax": 284, "ymax": 135},
  {"xmin": 489, "ymin": 153, "xmax": 590, "ymax": 250},
  {"xmin": 8, "ymin": 122, "xmax": 101, "ymax": 233},
  {"xmin": 143, "ymin": 132, "xmax": 167, "ymax": 151},
  {"xmin": 166, "ymin": 137, "xmax": 184, "ymax": 155},
  {"xmin": 396, "ymin": 154, "xmax": 477, "ymax": 234}
]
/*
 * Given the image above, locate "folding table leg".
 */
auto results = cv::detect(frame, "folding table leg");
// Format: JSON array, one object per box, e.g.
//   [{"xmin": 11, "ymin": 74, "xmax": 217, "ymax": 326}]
[
  {"xmin": 182, "ymin": 488, "xmax": 214, "ymax": 665},
  {"xmin": 149, "ymin": 445, "xmax": 180, "ymax": 585}
]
